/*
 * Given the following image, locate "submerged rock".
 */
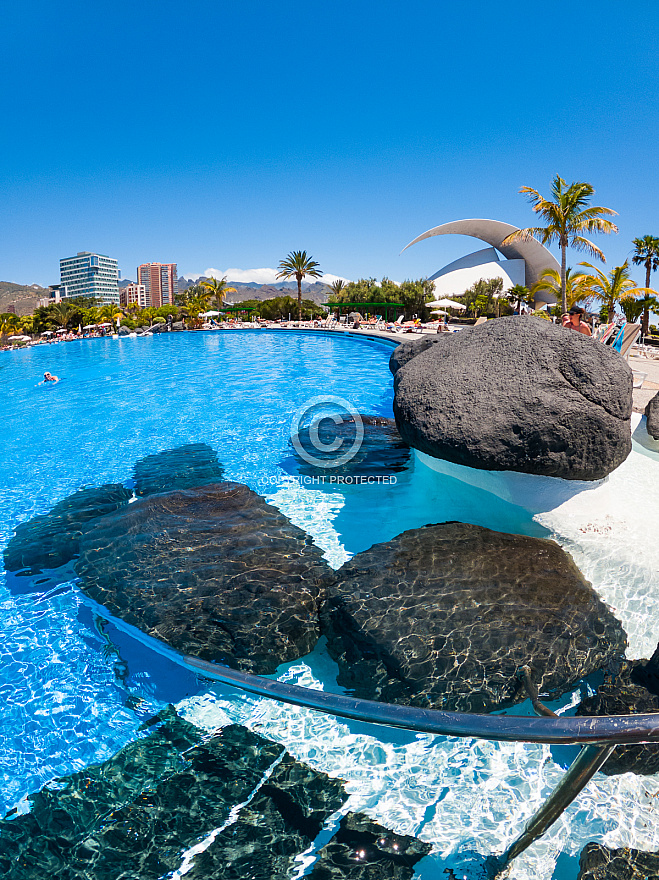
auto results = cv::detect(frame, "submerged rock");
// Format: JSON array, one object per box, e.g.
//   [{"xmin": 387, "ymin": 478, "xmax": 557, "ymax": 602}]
[
  {"xmin": 320, "ymin": 523, "xmax": 626, "ymax": 713},
  {"xmin": 285, "ymin": 414, "xmax": 411, "ymax": 477},
  {"xmin": 576, "ymin": 660, "xmax": 659, "ymax": 775},
  {"xmin": 578, "ymin": 842, "xmax": 659, "ymax": 880},
  {"xmin": 132, "ymin": 443, "xmax": 224, "ymax": 496},
  {"xmin": 393, "ymin": 316, "xmax": 633, "ymax": 480},
  {"xmin": 646, "ymin": 391, "xmax": 659, "ymax": 439},
  {"xmin": 3, "ymin": 484, "xmax": 132, "ymax": 576},
  {"xmin": 75, "ymin": 482, "xmax": 334, "ymax": 673},
  {"xmin": 309, "ymin": 812, "xmax": 431, "ymax": 879},
  {"xmin": 0, "ymin": 710, "xmax": 348, "ymax": 880},
  {"xmin": 184, "ymin": 753, "xmax": 347, "ymax": 880}
]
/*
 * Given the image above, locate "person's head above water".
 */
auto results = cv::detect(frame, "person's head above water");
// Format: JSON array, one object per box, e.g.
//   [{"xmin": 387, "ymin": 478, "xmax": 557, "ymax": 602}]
[{"xmin": 43, "ymin": 372, "xmax": 58, "ymax": 382}]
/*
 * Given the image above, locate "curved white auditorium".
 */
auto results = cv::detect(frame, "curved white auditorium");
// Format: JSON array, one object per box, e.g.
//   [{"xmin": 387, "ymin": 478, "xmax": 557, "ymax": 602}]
[{"xmin": 403, "ymin": 219, "xmax": 560, "ymax": 308}]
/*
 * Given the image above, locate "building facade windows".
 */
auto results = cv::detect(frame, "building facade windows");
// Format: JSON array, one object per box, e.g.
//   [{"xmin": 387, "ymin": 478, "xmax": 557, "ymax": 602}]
[{"xmin": 59, "ymin": 252, "xmax": 119, "ymax": 304}]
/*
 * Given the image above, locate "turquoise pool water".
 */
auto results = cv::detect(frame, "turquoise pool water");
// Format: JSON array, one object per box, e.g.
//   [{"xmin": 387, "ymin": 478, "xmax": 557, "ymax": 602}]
[{"xmin": 1, "ymin": 330, "xmax": 657, "ymax": 880}]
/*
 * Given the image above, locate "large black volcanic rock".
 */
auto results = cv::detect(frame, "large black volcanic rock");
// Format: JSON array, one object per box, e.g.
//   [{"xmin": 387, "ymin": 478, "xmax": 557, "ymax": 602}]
[
  {"xmin": 132, "ymin": 443, "xmax": 224, "ymax": 496},
  {"xmin": 75, "ymin": 482, "xmax": 334, "ymax": 673},
  {"xmin": 388, "ymin": 334, "xmax": 446, "ymax": 374},
  {"xmin": 578, "ymin": 842, "xmax": 659, "ymax": 880},
  {"xmin": 646, "ymin": 391, "xmax": 659, "ymax": 439},
  {"xmin": 309, "ymin": 812, "xmax": 431, "ymax": 879},
  {"xmin": 320, "ymin": 523, "xmax": 626, "ymax": 713},
  {"xmin": 576, "ymin": 660, "xmax": 659, "ymax": 775},
  {"xmin": 0, "ymin": 710, "xmax": 347, "ymax": 880},
  {"xmin": 3, "ymin": 484, "xmax": 132, "ymax": 576},
  {"xmin": 392, "ymin": 317, "xmax": 633, "ymax": 480},
  {"xmin": 285, "ymin": 414, "xmax": 411, "ymax": 478}
]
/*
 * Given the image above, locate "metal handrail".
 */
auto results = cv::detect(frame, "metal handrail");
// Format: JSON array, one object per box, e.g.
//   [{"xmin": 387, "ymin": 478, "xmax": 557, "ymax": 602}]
[
  {"xmin": 181, "ymin": 652, "xmax": 659, "ymax": 746},
  {"xmin": 176, "ymin": 651, "xmax": 659, "ymax": 876}
]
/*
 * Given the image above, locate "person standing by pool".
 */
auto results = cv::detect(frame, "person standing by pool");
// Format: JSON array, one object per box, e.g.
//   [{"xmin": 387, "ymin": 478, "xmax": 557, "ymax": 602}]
[{"xmin": 561, "ymin": 306, "xmax": 592, "ymax": 336}]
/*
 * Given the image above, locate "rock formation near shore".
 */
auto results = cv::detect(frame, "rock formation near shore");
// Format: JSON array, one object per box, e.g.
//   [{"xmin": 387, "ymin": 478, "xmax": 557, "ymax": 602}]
[
  {"xmin": 75, "ymin": 482, "xmax": 334, "ymax": 673},
  {"xmin": 392, "ymin": 317, "xmax": 633, "ymax": 480},
  {"xmin": 576, "ymin": 658, "xmax": 659, "ymax": 775},
  {"xmin": 284, "ymin": 414, "xmax": 411, "ymax": 477},
  {"xmin": 132, "ymin": 443, "xmax": 224, "ymax": 496},
  {"xmin": 578, "ymin": 842, "xmax": 659, "ymax": 880},
  {"xmin": 3, "ymin": 484, "xmax": 132, "ymax": 577},
  {"xmin": 320, "ymin": 523, "xmax": 626, "ymax": 713},
  {"xmin": 645, "ymin": 391, "xmax": 659, "ymax": 439},
  {"xmin": 0, "ymin": 706, "xmax": 430, "ymax": 880}
]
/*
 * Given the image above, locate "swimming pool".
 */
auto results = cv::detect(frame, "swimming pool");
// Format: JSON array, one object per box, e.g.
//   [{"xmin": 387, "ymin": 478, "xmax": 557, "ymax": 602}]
[{"xmin": 1, "ymin": 330, "xmax": 658, "ymax": 879}]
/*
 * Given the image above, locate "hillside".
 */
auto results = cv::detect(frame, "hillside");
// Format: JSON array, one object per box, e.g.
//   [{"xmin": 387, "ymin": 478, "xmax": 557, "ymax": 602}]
[
  {"xmin": 0, "ymin": 282, "xmax": 49, "ymax": 316},
  {"xmin": 178, "ymin": 277, "xmax": 332, "ymax": 306}
]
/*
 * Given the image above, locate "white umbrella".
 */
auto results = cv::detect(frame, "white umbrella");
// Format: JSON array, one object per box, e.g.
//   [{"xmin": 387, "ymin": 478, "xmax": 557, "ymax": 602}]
[
  {"xmin": 41, "ymin": 330, "xmax": 54, "ymax": 336},
  {"xmin": 430, "ymin": 309, "xmax": 449, "ymax": 316},
  {"xmin": 98, "ymin": 322, "xmax": 113, "ymax": 327},
  {"xmin": 56, "ymin": 328, "xmax": 68, "ymax": 333},
  {"xmin": 200, "ymin": 310, "xmax": 220, "ymax": 317},
  {"xmin": 83, "ymin": 324, "xmax": 96, "ymax": 329},
  {"xmin": 8, "ymin": 335, "xmax": 31, "ymax": 341},
  {"xmin": 427, "ymin": 298, "xmax": 467, "ymax": 310}
]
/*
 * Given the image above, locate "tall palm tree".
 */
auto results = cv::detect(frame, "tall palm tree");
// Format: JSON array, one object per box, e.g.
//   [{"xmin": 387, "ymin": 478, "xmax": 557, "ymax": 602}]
[
  {"xmin": 50, "ymin": 301, "xmax": 74, "ymax": 329},
  {"xmin": 530, "ymin": 267, "xmax": 588, "ymax": 311},
  {"xmin": 632, "ymin": 235, "xmax": 659, "ymax": 335},
  {"xmin": 578, "ymin": 261, "xmax": 653, "ymax": 322},
  {"xmin": 201, "ymin": 276, "xmax": 237, "ymax": 316},
  {"xmin": 276, "ymin": 250, "xmax": 322, "ymax": 321},
  {"xmin": 329, "ymin": 278, "xmax": 347, "ymax": 300},
  {"xmin": 502, "ymin": 175, "xmax": 618, "ymax": 314}
]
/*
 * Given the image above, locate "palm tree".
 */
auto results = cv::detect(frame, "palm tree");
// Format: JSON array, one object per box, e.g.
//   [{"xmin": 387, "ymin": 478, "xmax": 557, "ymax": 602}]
[
  {"xmin": 502, "ymin": 175, "xmax": 618, "ymax": 314},
  {"xmin": 49, "ymin": 301, "xmax": 74, "ymax": 329},
  {"xmin": 329, "ymin": 278, "xmax": 347, "ymax": 300},
  {"xmin": 201, "ymin": 275, "xmax": 237, "ymax": 316},
  {"xmin": 530, "ymin": 267, "xmax": 589, "ymax": 311},
  {"xmin": 100, "ymin": 303, "xmax": 121, "ymax": 327},
  {"xmin": 506, "ymin": 284, "xmax": 531, "ymax": 312},
  {"xmin": 276, "ymin": 250, "xmax": 322, "ymax": 321},
  {"xmin": 0, "ymin": 312, "xmax": 21, "ymax": 337},
  {"xmin": 578, "ymin": 261, "xmax": 653, "ymax": 322},
  {"xmin": 632, "ymin": 235, "xmax": 659, "ymax": 335}
]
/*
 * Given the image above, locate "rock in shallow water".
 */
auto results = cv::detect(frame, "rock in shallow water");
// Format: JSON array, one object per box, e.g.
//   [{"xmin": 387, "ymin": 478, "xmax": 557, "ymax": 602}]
[
  {"xmin": 132, "ymin": 443, "xmax": 224, "ymax": 496},
  {"xmin": 320, "ymin": 523, "xmax": 626, "ymax": 713},
  {"xmin": 3, "ymin": 484, "xmax": 132, "ymax": 576},
  {"xmin": 645, "ymin": 391, "xmax": 659, "ymax": 439},
  {"xmin": 285, "ymin": 414, "xmax": 411, "ymax": 478},
  {"xmin": 309, "ymin": 812, "xmax": 431, "ymax": 879},
  {"xmin": 578, "ymin": 842, "xmax": 659, "ymax": 880},
  {"xmin": 75, "ymin": 482, "xmax": 334, "ymax": 673},
  {"xmin": 576, "ymin": 660, "xmax": 659, "ymax": 775},
  {"xmin": 392, "ymin": 316, "xmax": 633, "ymax": 480},
  {"xmin": 0, "ymin": 709, "xmax": 347, "ymax": 880}
]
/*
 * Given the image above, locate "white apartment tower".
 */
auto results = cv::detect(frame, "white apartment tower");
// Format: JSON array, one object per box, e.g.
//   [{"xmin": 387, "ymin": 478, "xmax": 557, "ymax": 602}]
[{"xmin": 59, "ymin": 252, "xmax": 119, "ymax": 304}]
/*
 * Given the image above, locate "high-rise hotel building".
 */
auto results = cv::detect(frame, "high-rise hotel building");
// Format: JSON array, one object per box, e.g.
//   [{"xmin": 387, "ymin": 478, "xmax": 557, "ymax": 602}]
[
  {"xmin": 137, "ymin": 263, "xmax": 177, "ymax": 308},
  {"xmin": 59, "ymin": 252, "xmax": 119, "ymax": 304}
]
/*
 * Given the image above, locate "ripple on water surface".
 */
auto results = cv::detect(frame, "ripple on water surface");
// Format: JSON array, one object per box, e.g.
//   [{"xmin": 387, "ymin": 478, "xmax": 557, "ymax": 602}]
[{"xmin": 1, "ymin": 332, "xmax": 658, "ymax": 880}]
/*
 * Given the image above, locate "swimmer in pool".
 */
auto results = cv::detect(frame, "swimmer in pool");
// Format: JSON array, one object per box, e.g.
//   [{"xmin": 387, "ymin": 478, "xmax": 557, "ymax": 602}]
[{"xmin": 43, "ymin": 372, "xmax": 59, "ymax": 383}]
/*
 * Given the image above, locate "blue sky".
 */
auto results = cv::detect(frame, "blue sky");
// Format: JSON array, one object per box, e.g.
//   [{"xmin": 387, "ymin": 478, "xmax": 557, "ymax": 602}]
[{"xmin": 2, "ymin": 1, "xmax": 658, "ymax": 287}]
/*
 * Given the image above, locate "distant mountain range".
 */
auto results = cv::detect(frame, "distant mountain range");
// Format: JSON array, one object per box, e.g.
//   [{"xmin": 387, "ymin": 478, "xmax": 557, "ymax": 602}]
[
  {"xmin": 177, "ymin": 277, "xmax": 333, "ymax": 306},
  {"xmin": 0, "ymin": 282, "xmax": 49, "ymax": 316}
]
